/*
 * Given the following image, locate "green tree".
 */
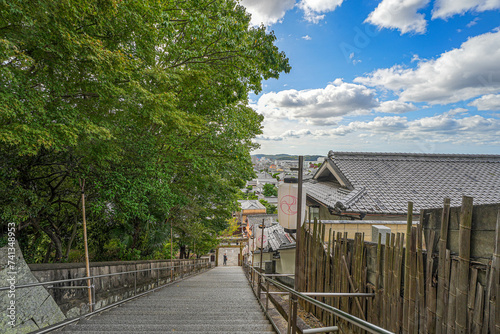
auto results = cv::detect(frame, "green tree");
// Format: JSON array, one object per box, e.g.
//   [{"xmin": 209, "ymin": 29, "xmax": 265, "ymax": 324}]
[
  {"xmin": 0, "ymin": 0, "xmax": 290, "ymax": 262},
  {"xmin": 259, "ymin": 199, "xmax": 277, "ymax": 214},
  {"xmin": 262, "ymin": 183, "xmax": 278, "ymax": 197}
]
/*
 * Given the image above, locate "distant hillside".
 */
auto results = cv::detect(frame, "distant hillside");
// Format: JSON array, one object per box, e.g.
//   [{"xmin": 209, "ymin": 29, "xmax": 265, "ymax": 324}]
[{"xmin": 253, "ymin": 154, "xmax": 324, "ymax": 161}]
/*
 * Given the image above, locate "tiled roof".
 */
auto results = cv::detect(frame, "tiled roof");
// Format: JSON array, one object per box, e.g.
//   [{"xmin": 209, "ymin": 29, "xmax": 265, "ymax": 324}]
[
  {"xmin": 256, "ymin": 223, "xmax": 295, "ymax": 252},
  {"xmin": 305, "ymin": 151, "xmax": 500, "ymax": 215},
  {"xmin": 238, "ymin": 200, "xmax": 266, "ymax": 211},
  {"xmin": 247, "ymin": 216, "xmax": 296, "ymax": 252},
  {"xmin": 256, "ymin": 171, "xmax": 274, "ymax": 179}
]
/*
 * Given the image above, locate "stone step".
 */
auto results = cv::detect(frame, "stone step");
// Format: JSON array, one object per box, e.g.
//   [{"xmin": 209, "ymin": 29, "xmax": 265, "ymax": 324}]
[
  {"xmin": 81, "ymin": 318, "xmax": 271, "ymax": 325},
  {"xmin": 63, "ymin": 323, "xmax": 274, "ymax": 331},
  {"xmin": 62, "ymin": 267, "xmax": 274, "ymax": 333},
  {"xmin": 99, "ymin": 310, "xmax": 266, "ymax": 317}
]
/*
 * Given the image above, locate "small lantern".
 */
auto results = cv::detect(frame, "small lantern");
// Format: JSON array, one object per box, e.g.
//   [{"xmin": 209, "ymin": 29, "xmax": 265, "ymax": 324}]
[
  {"xmin": 256, "ymin": 224, "xmax": 268, "ymax": 249},
  {"xmin": 278, "ymin": 177, "xmax": 306, "ymax": 233}
]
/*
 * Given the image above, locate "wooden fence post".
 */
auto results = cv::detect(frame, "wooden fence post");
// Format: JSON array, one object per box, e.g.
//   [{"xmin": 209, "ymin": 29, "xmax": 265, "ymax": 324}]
[
  {"xmin": 436, "ymin": 198, "xmax": 451, "ymax": 334},
  {"xmin": 403, "ymin": 201, "xmax": 413, "ymax": 334},
  {"xmin": 456, "ymin": 196, "xmax": 473, "ymax": 334}
]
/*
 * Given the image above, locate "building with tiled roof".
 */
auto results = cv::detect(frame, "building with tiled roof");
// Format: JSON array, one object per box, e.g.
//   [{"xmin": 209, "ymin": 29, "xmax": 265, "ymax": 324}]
[
  {"xmin": 238, "ymin": 199, "xmax": 266, "ymax": 211},
  {"xmin": 256, "ymin": 171, "xmax": 278, "ymax": 186},
  {"xmin": 305, "ymin": 151, "xmax": 500, "ymax": 221},
  {"xmin": 236, "ymin": 200, "xmax": 267, "ymax": 235}
]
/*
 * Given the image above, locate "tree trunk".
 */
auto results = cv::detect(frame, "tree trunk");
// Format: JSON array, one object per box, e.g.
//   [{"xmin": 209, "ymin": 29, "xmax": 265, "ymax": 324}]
[
  {"xmin": 130, "ymin": 219, "xmax": 141, "ymax": 250},
  {"xmin": 44, "ymin": 243, "xmax": 53, "ymax": 263},
  {"xmin": 179, "ymin": 244, "xmax": 187, "ymax": 259},
  {"xmin": 65, "ymin": 219, "xmax": 79, "ymax": 261},
  {"xmin": 32, "ymin": 218, "xmax": 64, "ymax": 262}
]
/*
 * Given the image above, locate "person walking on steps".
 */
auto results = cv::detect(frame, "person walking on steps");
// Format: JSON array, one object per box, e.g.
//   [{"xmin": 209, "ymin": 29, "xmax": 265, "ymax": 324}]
[{"xmin": 223, "ymin": 253, "xmax": 227, "ymax": 266}]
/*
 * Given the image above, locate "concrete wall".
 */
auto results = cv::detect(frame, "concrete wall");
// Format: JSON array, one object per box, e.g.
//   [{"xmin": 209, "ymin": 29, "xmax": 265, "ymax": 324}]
[
  {"xmin": 305, "ymin": 220, "xmax": 413, "ymax": 242},
  {"xmin": 308, "ymin": 205, "xmax": 414, "ymax": 223},
  {"xmin": 252, "ymin": 251, "xmax": 272, "ymax": 268},
  {"xmin": 275, "ymin": 248, "xmax": 296, "ymax": 275},
  {"xmin": 29, "ymin": 258, "xmax": 208, "ymax": 317},
  {"xmin": 218, "ymin": 247, "xmax": 241, "ymax": 266},
  {"xmin": 250, "ymin": 247, "xmax": 295, "ymax": 286}
]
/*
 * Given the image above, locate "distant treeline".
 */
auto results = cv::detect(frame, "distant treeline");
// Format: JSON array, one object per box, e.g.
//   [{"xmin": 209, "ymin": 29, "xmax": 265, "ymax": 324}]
[{"xmin": 253, "ymin": 154, "xmax": 324, "ymax": 161}]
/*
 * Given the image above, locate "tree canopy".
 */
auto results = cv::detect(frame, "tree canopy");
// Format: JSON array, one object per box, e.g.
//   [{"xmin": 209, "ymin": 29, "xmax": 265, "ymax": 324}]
[
  {"xmin": 262, "ymin": 183, "xmax": 278, "ymax": 197},
  {"xmin": 0, "ymin": 0, "xmax": 290, "ymax": 262}
]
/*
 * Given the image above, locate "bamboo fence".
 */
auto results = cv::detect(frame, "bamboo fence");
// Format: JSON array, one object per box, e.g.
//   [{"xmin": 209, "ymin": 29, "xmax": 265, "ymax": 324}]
[{"xmin": 298, "ymin": 196, "xmax": 499, "ymax": 333}]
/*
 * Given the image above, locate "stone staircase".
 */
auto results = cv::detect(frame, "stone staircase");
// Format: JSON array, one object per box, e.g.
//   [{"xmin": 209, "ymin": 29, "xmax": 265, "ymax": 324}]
[{"xmin": 61, "ymin": 266, "xmax": 275, "ymax": 333}]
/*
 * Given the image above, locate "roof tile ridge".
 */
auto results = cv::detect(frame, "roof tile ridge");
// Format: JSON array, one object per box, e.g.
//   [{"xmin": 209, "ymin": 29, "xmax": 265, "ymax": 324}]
[
  {"xmin": 326, "ymin": 153, "xmax": 354, "ymax": 190},
  {"xmin": 331, "ymin": 151, "xmax": 500, "ymax": 160},
  {"xmin": 340, "ymin": 187, "xmax": 367, "ymax": 208}
]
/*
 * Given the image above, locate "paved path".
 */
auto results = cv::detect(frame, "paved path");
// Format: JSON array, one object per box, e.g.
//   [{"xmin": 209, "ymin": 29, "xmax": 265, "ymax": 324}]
[{"xmin": 62, "ymin": 266, "xmax": 274, "ymax": 333}]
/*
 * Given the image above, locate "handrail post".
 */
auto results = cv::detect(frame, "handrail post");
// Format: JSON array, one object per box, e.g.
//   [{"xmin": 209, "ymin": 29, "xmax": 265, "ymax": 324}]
[
  {"xmin": 90, "ymin": 277, "xmax": 96, "ymax": 312},
  {"xmin": 157, "ymin": 266, "xmax": 160, "ymax": 288},
  {"xmin": 291, "ymin": 297, "xmax": 298, "ymax": 334},
  {"xmin": 134, "ymin": 269, "xmax": 137, "ymax": 295},
  {"xmin": 257, "ymin": 272, "xmax": 261, "ymax": 298},
  {"xmin": 92, "ymin": 278, "xmax": 96, "ymax": 312},
  {"xmin": 287, "ymin": 292, "xmax": 293, "ymax": 334},
  {"xmin": 266, "ymin": 280, "xmax": 270, "ymax": 312},
  {"xmin": 251, "ymin": 266, "xmax": 254, "ymax": 286}
]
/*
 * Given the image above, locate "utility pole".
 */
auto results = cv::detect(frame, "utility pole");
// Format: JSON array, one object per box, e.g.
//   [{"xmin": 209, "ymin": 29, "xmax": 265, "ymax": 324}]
[
  {"xmin": 258, "ymin": 219, "xmax": 265, "ymax": 298},
  {"xmin": 292, "ymin": 156, "xmax": 303, "ymax": 334},
  {"xmin": 80, "ymin": 179, "xmax": 92, "ymax": 312}
]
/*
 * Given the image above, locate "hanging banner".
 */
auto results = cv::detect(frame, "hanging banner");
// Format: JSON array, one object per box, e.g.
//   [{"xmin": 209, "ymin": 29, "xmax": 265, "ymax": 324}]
[
  {"xmin": 256, "ymin": 227, "xmax": 268, "ymax": 249},
  {"xmin": 278, "ymin": 178, "xmax": 306, "ymax": 232}
]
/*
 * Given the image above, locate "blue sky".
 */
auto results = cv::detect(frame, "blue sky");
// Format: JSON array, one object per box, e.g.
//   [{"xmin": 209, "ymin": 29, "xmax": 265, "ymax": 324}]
[{"xmin": 240, "ymin": 0, "xmax": 500, "ymax": 155}]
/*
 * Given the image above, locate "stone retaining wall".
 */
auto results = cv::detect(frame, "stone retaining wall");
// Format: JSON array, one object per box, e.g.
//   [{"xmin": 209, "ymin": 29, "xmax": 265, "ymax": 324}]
[
  {"xmin": 0, "ymin": 242, "xmax": 66, "ymax": 333},
  {"xmin": 29, "ymin": 258, "xmax": 209, "ymax": 317}
]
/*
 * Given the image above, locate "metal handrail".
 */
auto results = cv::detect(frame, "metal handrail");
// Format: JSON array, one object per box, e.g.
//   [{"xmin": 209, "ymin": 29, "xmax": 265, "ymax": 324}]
[
  {"xmin": 244, "ymin": 263, "xmax": 393, "ymax": 334},
  {"xmin": 0, "ymin": 261, "xmax": 205, "ymax": 291},
  {"xmin": 31, "ymin": 261, "xmax": 212, "ymax": 334}
]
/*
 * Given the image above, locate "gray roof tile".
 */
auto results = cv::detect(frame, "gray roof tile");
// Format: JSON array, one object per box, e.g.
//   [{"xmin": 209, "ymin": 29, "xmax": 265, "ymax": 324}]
[{"xmin": 305, "ymin": 151, "xmax": 500, "ymax": 215}]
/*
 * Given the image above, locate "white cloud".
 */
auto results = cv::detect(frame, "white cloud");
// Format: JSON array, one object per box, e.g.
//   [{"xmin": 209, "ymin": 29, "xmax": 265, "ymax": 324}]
[
  {"xmin": 239, "ymin": 0, "xmax": 295, "ymax": 26},
  {"xmin": 256, "ymin": 111, "xmax": 500, "ymax": 147},
  {"xmin": 299, "ymin": 0, "xmax": 344, "ymax": 23},
  {"xmin": 365, "ymin": 0, "xmax": 430, "ymax": 34},
  {"xmin": 302, "ymin": 35, "xmax": 312, "ymax": 40},
  {"xmin": 467, "ymin": 17, "xmax": 480, "ymax": 27},
  {"xmin": 375, "ymin": 100, "xmax": 418, "ymax": 113},
  {"xmin": 257, "ymin": 129, "xmax": 313, "ymax": 141},
  {"xmin": 432, "ymin": 0, "xmax": 500, "ymax": 19},
  {"xmin": 254, "ymin": 79, "xmax": 378, "ymax": 125},
  {"xmin": 469, "ymin": 94, "xmax": 500, "ymax": 110},
  {"xmin": 257, "ymin": 134, "xmax": 284, "ymax": 141},
  {"xmin": 282, "ymin": 129, "xmax": 314, "ymax": 137},
  {"xmin": 355, "ymin": 30, "xmax": 500, "ymax": 104}
]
